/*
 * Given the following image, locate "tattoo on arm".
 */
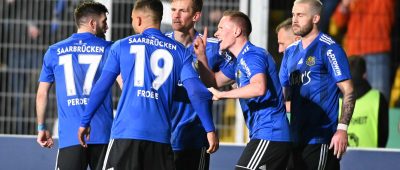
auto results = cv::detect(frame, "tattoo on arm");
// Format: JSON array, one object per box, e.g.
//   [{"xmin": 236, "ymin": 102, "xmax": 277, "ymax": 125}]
[{"xmin": 340, "ymin": 90, "xmax": 355, "ymax": 125}]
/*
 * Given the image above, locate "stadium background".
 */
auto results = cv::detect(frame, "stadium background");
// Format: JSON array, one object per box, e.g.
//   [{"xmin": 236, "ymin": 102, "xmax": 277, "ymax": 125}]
[{"xmin": 0, "ymin": 0, "xmax": 400, "ymax": 169}]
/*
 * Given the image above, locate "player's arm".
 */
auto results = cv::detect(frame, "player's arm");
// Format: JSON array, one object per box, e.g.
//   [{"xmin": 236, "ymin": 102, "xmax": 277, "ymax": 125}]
[
  {"xmin": 182, "ymin": 77, "xmax": 219, "ymax": 154},
  {"xmin": 208, "ymin": 73, "xmax": 266, "ymax": 100},
  {"xmin": 78, "ymin": 70, "xmax": 118, "ymax": 147},
  {"xmin": 282, "ymin": 87, "xmax": 291, "ymax": 113},
  {"xmin": 36, "ymin": 82, "xmax": 54, "ymax": 148},
  {"xmin": 194, "ymin": 27, "xmax": 234, "ymax": 88},
  {"xmin": 116, "ymin": 74, "xmax": 123, "ymax": 89},
  {"xmin": 330, "ymin": 79, "xmax": 355, "ymax": 158}
]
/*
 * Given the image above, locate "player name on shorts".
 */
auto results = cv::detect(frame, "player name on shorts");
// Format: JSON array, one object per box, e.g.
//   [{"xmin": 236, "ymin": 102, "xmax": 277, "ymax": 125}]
[
  {"xmin": 137, "ymin": 90, "xmax": 159, "ymax": 99},
  {"xmin": 67, "ymin": 97, "xmax": 89, "ymax": 106},
  {"xmin": 57, "ymin": 45, "xmax": 105, "ymax": 55},
  {"xmin": 128, "ymin": 37, "xmax": 177, "ymax": 50}
]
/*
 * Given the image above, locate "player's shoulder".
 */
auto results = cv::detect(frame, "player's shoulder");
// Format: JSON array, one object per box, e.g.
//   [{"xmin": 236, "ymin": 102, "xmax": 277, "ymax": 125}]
[
  {"xmin": 164, "ymin": 31, "xmax": 173, "ymax": 39},
  {"xmin": 317, "ymin": 33, "xmax": 345, "ymax": 55},
  {"xmin": 285, "ymin": 40, "xmax": 301, "ymax": 53},
  {"xmin": 242, "ymin": 42, "xmax": 270, "ymax": 59},
  {"xmin": 318, "ymin": 33, "xmax": 339, "ymax": 47}
]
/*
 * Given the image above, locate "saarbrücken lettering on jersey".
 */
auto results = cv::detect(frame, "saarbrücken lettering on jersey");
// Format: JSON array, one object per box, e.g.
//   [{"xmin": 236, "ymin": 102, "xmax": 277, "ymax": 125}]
[
  {"xmin": 129, "ymin": 37, "xmax": 177, "ymax": 50},
  {"xmin": 57, "ymin": 45, "xmax": 105, "ymax": 55}
]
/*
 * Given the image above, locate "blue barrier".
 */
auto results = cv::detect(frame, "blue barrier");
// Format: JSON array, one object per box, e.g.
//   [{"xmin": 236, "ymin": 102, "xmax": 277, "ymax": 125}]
[{"xmin": 1, "ymin": 136, "xmax": 400, "ymax": 170}]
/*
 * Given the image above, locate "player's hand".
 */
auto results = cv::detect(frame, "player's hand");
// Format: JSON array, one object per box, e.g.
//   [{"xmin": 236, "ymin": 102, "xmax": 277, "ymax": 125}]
[
  {"xmin": 37, "ymin": 130, "xmax": 54, "ymax": 148},
  {"xmin": 329, "ymin": 130, "xmax": 348, "ymax": 159},
  {"xmin": 78, "ymin": 126, "xmax": 91, "ymax": 148},
  {"xmin": 194, "ymin": 27, "xmax": 208, "ymax": 60},
  {"xmin": 208, "ymin": 87, "xmax": 222, "ymax": 100},
  {"xmin": 206, "ymin": 131, "xmax": 219, "ymax": 154}
]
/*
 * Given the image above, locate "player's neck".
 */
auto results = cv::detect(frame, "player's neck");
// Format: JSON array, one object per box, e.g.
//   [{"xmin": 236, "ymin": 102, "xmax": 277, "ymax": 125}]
[
  {"xmin": 77, "ymin": 27, "xmax": 95, "ymax": 35},
  {"xmin": 174, "ymin": 28, "xmax": 197, "ymax": 47},
  {"xmin": 300, "ymin": 28, "xmax": 319, "ymax": 49},
  {"xmin": 230, "ymin": 37, "xmax": 248, "ymax": 57}
]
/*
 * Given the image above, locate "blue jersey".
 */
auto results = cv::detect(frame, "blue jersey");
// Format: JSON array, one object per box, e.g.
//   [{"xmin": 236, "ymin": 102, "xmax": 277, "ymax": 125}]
[
  {"xmin": 39, "ymin": 33, "xmax": 113, "ymax": 148},
  {"xmin": 104, "ymin": 28, "xmax": 198, "ymax": 144},
  {"xmin": 225, "ymin": 41, "xmax": 291, "ymax": 141},
  {"xmin": 165, "ymin": 31, "xmax": 224, "ymax": 150},
  {"xmin": 279, "ymin": 33, "xmax": 351, "ymax": 144}
]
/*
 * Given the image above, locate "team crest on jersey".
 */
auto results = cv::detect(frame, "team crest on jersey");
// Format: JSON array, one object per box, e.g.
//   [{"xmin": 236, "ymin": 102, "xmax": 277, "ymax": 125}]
[
  {"xmin": 235, "ymin": 69, "xmax": 242, "ymax": 79},
  {"xmin": 306, "ymin": 56, "xmax": 316, "ymax": 66}
]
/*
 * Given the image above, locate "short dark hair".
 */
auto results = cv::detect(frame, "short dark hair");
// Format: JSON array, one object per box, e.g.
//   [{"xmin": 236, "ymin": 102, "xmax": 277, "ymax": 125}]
[
  {"xmin": 348, "ymin": 57, "xmax": 366, "ymax": 80},
  {"xmin": 275, "ymin": 18, "xmax": 292, "ymax": 34},
  {"xmin": 294, "ymin": 0, "xmax": 323, "ymax": 15},
  {"xmin": 134, "ymin": 0, "xmax": 163, "ymax": 23},
  {"xmin": 223, "ymin": 10, "xmax": 252, "ymax": 37},
  {"xmin": 171, "ymin": 0, "xmax": 203, "ymax": 12},
  {"xmin": 74, "ymin": 1, "xmax": 108, "ymax": 28}
]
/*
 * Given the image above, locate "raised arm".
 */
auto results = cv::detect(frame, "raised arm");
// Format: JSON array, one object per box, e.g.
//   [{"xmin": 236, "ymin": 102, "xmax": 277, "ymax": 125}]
[
  {"xmin": 194, "ymin": 27, "xmax": 234, "ymax": 88},
  {"xmin": 36, "ymin": 82, "xmax": 54, "ymax": 148}
]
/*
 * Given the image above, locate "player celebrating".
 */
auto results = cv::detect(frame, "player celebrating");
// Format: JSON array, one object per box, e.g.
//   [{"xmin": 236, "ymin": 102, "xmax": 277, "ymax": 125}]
[
  {"xmin": 78, "ymin": 1, "xmax": 218, "ymax": 170},
  {"xmin": 36, "ymin": 2, "xmax": 113, "ymax": 169},
  {"xmin": 196, "ymin": 11, "xmax": 291, "ymax": 170}
]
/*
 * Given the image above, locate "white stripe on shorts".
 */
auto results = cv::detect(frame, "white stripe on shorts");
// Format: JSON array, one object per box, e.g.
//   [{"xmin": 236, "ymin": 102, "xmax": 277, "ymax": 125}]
[
  {"xmin": 318, "ymin": 144, "xmax": 328, "ymax": 170},
  {"xmin": 55, "ymin": 149, "xmax": 59, "ymax": 170},
  {"xmin": 102, "ymin": 139, "xmax": 114, "ymax": 170},
  {"xmin": 247, "ymin": 140, "xmax": 269, "ymax": 170}
]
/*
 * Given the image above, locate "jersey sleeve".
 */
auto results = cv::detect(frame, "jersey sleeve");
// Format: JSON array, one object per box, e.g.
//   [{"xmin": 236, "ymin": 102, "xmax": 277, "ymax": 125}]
[
  {"xmin": 38, "ymin": 48, "xmax": 55, "ymax": 83},
  {"xmin": 205, "ymin": 42, "xmax": 224, "ymax": 72},
  {"xmin": 279, "ymin": 53, "xmax": 290, "ymax": 87},
  {"xmin": 180, "ymin": 52, "xmax": 199, "ymax": 82},
  {"xmin": 219, "ymin": 51, "xmax": 236, "ymax": 80},
  {"xmin": 242, "ymin": 52, "xmax": 267, "ymax": 79},
  {"xmin": 324, "ymin": 45, "xmax": 352, "ymax": 82},
  {"xmin": 103, "ymin": 41, "xmax": 121, "ymax": 74}
]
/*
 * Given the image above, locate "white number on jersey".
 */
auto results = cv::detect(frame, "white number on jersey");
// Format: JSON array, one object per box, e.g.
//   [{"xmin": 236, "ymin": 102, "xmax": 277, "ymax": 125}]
[
  {"xmin": 59, "ymin": 54, "xmax": 102, "ymax": 96},
  {"xmin": 130, "ymin": 45, "xmax": 173, "ymax": 90}
]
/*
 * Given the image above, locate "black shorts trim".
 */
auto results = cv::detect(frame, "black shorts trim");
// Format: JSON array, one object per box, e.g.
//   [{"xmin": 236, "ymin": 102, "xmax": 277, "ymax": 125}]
[
  {"xmin": 55, "ymin": 144, "xmax": 108, "ymax": 170},
  {"xmin": 288, "ymin": 144, "xmax": 340, "ymax": 170},
  {"xmin": 174, "ymin": 146, "xmax": 210, "ymax": 170},
  {"xmin": 103, "ymin": 139, "xmax": 175, "ymax": 170},
  {"xmin": 235, "ymin": 139, "xmax": 291, "ymax": 170}
]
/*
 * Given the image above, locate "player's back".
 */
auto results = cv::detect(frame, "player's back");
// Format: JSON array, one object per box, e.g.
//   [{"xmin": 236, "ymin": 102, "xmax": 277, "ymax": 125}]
[
  {"xmin": 105, "ymin": 28, "xmax": 194, "ymax": 144},
  {"xmin": 39, "ymin": 32, "xmax": 113, "ymax": 148}
]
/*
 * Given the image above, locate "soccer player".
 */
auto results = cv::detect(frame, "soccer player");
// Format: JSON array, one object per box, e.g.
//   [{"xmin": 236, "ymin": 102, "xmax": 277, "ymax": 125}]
[
  {"xmin": 279, "ymin": 0, "xmax": 355, "ymax": 169},
  {"xmin": 276, "ymin": 17, "xmax": 301, "ymax": 112},
  {"xmin": 197, "ymin": 11, "xmax": 291, "ymax": 170},
  {"xmin": 276, "ymin": 17, "xmax": 301, "ymax": 54},
  {"xmin": 166, "ymin": 0, "xmax": 225, "ymax": 169},
  {"xmin": 36, "ymin": 2, "xmax": 113, "ymax": 170},
  {"xmin": 78, "ymin": 1, "xmax": 218, "ymax": 170}
]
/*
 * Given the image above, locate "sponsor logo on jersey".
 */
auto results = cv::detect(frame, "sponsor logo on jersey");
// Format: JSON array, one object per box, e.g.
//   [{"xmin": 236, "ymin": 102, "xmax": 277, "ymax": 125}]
[
  {"xmin": 239, "ymin": 58, "xmax": 251, "ymax": 77},
  {"xmin": 306, "ymin": 56, "xmax": 316, "ymax": 66},
  {"xmin": 327, "ymin": 49, "xmax": 342, "ymax": 76},
  {"xmin": 289, "ymin": 70, "xmax": 311, "ymax": 86}
]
